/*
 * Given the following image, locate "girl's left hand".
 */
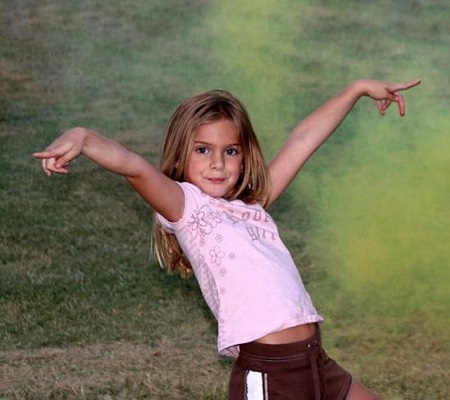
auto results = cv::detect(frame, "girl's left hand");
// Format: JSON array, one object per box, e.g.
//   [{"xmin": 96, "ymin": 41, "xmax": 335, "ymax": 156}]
[{"xmin": 363, "ymin": 78, "xmax": 421, "ymax": 116}]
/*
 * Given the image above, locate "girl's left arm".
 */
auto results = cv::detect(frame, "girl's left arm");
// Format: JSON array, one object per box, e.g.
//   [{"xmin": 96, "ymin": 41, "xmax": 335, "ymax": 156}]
[{"xmin": 266, "ymin": 78, "xmax": 421, "ymax": 207}]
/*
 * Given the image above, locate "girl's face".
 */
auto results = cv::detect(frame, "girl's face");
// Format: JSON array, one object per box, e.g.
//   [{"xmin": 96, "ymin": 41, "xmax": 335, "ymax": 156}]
[{"xmin": 184, "ymin": 119, "xmax": 243, "ymax": 198}]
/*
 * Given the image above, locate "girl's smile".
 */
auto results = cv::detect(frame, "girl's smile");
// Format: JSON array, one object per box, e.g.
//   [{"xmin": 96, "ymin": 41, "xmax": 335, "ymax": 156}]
[{"xmin": 184, "ymin": 119, "xmax": 243, "ymax": 198}]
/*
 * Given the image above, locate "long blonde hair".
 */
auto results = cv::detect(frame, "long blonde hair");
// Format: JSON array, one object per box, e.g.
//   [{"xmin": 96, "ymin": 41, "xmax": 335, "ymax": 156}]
[{"xmin": 152, "ymin": 90, "xmax": 270, "ymax": 277}]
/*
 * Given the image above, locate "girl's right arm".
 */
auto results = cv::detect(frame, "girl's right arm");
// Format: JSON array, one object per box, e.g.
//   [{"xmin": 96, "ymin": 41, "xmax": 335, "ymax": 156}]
[{"xmin": 33, "ymin": 127, "xmax": 184, "ymax": 222}]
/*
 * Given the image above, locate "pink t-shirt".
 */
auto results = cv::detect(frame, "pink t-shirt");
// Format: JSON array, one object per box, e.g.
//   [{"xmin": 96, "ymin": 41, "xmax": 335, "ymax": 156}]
[{"xmin": 157, "ymin": 182, "xmax": 323, "ymax": 357}]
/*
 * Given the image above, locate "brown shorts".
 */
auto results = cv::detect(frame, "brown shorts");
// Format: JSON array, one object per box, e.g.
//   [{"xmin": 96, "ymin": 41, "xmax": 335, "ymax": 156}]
[{"xmin": 228, "ymin": 326, "xmax": 352, "ymax": 400}]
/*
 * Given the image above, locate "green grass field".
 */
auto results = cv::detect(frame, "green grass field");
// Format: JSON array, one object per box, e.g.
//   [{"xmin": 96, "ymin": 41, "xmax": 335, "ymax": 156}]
[{"xmin": 1, "ymin": 0, "xmax": 448, "ymax": 398}]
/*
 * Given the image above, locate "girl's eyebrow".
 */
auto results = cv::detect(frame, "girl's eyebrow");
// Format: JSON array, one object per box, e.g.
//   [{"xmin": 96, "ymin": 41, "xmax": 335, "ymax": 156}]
[{"xmin": 193, "ymin": 140, "xmax": 241, "ymax": 147}]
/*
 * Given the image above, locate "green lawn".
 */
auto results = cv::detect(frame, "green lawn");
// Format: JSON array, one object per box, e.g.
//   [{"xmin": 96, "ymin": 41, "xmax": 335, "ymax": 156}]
[{"xmin": 1, "ymin": 0, "xmax": 448, "ymax": 398}]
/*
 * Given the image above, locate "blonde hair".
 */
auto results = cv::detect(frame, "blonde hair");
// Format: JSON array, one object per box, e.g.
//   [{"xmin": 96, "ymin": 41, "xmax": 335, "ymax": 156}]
[{"xmin": 152, "ymin": 90, "xmax": 270, "ymax": 277}]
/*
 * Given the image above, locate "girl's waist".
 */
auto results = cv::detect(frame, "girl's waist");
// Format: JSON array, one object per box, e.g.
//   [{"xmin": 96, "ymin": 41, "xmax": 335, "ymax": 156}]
[{"xmin": 252, "ymin": 322, "xmax": 318, "ymax": 347}]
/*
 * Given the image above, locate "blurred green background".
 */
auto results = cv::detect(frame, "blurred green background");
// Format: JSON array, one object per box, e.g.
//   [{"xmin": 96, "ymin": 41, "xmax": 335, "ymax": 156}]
[{"xmin": 1, "ymin": 0, "xmax": 448, "ymax": 398}]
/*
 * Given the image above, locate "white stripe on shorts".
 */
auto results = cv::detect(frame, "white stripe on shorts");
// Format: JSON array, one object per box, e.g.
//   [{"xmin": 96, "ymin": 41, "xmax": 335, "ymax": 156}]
[{"xmin": 245, "ymin": 370, "xmax": 268, "ymax": 400}]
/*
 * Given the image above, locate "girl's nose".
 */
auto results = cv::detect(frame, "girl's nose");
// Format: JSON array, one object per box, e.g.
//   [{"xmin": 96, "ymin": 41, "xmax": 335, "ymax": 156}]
[{"xmin": 211, "ymin": 152, "xmax": 224, "ymax": 170}]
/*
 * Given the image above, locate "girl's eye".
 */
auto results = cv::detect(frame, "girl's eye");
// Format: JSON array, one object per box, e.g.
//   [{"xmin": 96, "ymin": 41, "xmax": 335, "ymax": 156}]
[
  {"xmin": 195, "ymin": 147, "xmax": 208, "ymax": 154},
  {"xmin": 226, "ymin": 148, "xmax": 239, "ymax": 156}
]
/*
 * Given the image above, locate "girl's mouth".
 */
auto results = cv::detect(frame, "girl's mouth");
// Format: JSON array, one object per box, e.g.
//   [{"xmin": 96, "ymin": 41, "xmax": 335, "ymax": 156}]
[{"xmin": 208, "ymin": 177, "xmax": 226, "ymax": 183}]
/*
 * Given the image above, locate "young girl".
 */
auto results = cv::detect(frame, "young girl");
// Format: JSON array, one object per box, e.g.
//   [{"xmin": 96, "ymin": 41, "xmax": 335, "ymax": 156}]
[{"xmin": 34, "ymin": 78, "xmax": 420, "ymax": 400}]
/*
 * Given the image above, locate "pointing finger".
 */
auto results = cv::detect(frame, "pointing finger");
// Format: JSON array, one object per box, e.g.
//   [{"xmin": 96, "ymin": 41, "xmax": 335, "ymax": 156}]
[{"xmin": 388, "ymin": 78, "xmax": 421, "ymax": 93}]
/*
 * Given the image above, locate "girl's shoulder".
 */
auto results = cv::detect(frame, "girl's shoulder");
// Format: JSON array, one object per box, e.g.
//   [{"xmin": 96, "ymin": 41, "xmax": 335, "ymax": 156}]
[{"xmin": 178, "ymin": 181, "xmax": 209, "ymax": 202}]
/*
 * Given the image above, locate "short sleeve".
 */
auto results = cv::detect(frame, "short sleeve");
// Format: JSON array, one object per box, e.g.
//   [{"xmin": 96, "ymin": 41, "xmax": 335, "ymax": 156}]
[{"xmin": 156, "ymin": 182, "xmax": 204, "ymax": 233}]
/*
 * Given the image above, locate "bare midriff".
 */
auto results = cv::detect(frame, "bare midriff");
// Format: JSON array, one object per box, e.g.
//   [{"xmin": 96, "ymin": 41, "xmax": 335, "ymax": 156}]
[{"xmin": 254, "ymin": 323, "xmax": 317, "ymax": 345}]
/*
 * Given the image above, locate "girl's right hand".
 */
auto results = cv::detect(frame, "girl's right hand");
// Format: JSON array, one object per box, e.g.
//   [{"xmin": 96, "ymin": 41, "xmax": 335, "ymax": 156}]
[{"xmin": 32, "ymin": 127, "xmax": 88, "ymax": 176}]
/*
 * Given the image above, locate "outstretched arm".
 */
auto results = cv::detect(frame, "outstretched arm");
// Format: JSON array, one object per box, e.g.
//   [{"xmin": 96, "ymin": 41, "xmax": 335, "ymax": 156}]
[
  {"xmin": 266, "ymin": 78, "xmax": 421, "ymax": 207},
  {"xmin": 33, "ymin": 127, "xmax": 184, "ymax": 221}
]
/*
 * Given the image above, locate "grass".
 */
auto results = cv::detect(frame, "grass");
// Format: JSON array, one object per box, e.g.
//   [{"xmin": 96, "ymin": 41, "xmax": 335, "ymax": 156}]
[{"xmin": 1, "ymin": 0, "xmax": 449, "ymax": 398}]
